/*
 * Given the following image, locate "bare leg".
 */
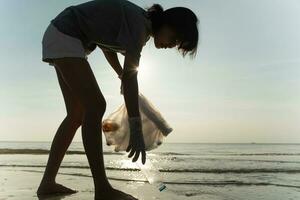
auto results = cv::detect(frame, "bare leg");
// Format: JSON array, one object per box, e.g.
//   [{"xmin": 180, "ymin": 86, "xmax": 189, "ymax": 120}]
[
  {"xmin": 37, "ymin": 66, "xmax": 84, "ymax": 196},
  {"xmin": 37, "ymin": 116, "xmax": 80, "ymax": 184},
  {"xmin": 47, "ymin": 58, "xmax": 137, "ymax": 200}
]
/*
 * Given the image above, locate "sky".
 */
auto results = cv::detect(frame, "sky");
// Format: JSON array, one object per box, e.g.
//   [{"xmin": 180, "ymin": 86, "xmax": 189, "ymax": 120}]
[{"xmin": 0, "ymin": 0, "xmax": 300, "ymax": 143}]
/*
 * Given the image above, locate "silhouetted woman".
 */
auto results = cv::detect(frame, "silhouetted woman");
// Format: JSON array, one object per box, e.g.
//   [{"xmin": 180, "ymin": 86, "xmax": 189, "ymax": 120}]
[{"xmin": 38, "ymin": 0, "xmax": 199, "ymax": 199}]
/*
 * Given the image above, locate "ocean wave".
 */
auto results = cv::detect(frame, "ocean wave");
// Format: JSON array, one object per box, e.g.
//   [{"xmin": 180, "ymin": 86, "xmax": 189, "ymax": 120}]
[
  {"xmin": 221, "ymin": 153, "xmax": 300, "ymax": 156},
  {"xmin": 0, "ymin": 148, "xmax": 123, "ymax": 155},
  {"xmin": 0, "ymin": 148, "xmax": 191, "ymax": 156},
  {"xmin": 18, "ymin": 169, "xmax": 300, "ymax": 189},
  {"xmin": 1, "ymin": 148, "xmax": 300, "ymax": 156},
  {"xmin": 2, "ymin": 164, "xmax": 300, "ymax": 174},
  {"xmin": 158, "ymin": 152, "xmax": 190, "ymax": 156},
  {"xmin": 0, "ymin": 149, "xmax": 193, "ymax": 157},
  {"xmin": 195, "ymin": 158, "xmax": 300, "ymax": 164}
]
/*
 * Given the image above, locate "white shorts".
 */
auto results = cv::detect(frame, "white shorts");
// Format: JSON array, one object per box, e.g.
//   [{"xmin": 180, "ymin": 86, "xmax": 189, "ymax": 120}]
[{"xmin": 42, "ymin": 23, "xmax": 88, "ymax": 66}]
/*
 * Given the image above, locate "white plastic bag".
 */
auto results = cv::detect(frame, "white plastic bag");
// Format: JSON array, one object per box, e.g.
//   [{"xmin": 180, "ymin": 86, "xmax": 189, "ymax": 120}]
[{"xmin": 102, "ymin": 93, "xmax": 173, "ymax": 152}]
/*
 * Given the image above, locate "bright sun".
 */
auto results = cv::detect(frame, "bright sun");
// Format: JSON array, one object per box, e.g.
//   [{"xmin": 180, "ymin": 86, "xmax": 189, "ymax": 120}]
[{"xmin": 137, "ymin": 58, "xmax": 153, "ymax": 81}]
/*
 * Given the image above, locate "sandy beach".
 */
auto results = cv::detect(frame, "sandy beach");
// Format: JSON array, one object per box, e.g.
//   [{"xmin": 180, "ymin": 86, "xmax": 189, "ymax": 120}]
[
  {"xmin": 1, "ymin": 165, "xmax": 300, "ymax": 200},
  {"xmin": 0, "ymin": 166, "xmax": 202, "ymax": 200}
]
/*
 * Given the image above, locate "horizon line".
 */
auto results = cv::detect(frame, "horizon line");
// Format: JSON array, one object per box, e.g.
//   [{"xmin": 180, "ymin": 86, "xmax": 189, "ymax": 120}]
[{"xmin": 0, "ymin": 140, "xmax": 300, "ymax": 144}]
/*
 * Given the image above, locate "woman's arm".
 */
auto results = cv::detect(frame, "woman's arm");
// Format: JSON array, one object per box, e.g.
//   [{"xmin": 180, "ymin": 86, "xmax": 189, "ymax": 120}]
[
  {"xmin": 122, "ymin": 52, "xmax": 146, "ymax": 164},
  {"xmin": 122, "ymin": 52, "xmax": 140, "ymax": 118},
  {"xmin": 101, "ymin": 48, "xmax": 140, "ymax": 117},
  {"xmin": 101, "ymin": 49, "xmax": 123, "ymax": 78}
]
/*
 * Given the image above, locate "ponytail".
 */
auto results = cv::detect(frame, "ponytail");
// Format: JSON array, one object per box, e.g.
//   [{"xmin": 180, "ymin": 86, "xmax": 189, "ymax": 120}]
[{"xmin": 145, "ymin": 4, "xmax": 164, "ymax": 34}]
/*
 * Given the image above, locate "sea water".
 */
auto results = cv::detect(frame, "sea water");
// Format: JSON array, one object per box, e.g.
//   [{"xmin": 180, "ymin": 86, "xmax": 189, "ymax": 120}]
[{"xmin": 0, "ymin": 141, "xmax": 300, "ymax": 199}]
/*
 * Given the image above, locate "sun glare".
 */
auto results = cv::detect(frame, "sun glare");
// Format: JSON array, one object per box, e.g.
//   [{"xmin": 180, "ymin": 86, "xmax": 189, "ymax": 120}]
[
  {"xmin": 119, "ymin": 157, "xmax": 139, "ymax": 169},
  {"xmin": 137, "ymin": 58, "xmax": 154, "ymax": 81}
]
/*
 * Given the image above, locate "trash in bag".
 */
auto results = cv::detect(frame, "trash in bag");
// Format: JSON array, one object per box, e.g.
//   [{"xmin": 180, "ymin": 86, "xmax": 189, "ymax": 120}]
[{"xmin": 102, "ymin": 93, "xmax": 173, "ymax": 152}]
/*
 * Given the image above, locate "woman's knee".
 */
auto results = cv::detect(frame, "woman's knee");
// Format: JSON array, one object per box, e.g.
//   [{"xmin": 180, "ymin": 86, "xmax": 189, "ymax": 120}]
[
  {"xmin": 65, "ymin": 92, "xmax": 106, "ymax": 123},
  {"xmin": 66, "ymin": 107, "xmax": 85, "ymax": 128},
  {"xmin": 83, "ymin": 99, "xmax": 107, "ymax": 119}
]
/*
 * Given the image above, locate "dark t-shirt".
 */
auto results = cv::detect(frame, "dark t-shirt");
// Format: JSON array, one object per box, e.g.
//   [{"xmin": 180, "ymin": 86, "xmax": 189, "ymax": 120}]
[{"xmin": 51, "ymin": 0, "xmax": 152, "ymax": 66}]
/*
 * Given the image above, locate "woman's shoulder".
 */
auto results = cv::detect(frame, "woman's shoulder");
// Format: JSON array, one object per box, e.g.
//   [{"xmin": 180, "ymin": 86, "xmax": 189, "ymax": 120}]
[{"xmin": 122, "ymin": 2, "xmax": 152, "ymax": 43}]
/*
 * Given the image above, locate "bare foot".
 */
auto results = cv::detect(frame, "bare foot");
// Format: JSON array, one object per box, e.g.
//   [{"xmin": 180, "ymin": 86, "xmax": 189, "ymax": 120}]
[
  {"xmin": 95, "ymin": 187, "xmax": 138, "ymax": 200},
  {"xmin": 37, "ymin": 182, "xmax": 78, "ymax": 197}
]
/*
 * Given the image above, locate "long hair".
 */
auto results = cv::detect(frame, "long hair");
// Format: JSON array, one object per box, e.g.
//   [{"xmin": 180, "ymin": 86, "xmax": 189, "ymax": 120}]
[{"xmin": 145, "ymin": 4, "xmax": 199, "ymax": 59}]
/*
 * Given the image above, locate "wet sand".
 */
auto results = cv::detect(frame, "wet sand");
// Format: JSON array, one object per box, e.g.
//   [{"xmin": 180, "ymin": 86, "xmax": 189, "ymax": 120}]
[{"xmin": 0, "ymin": 167, "xmax": 201, "ymax": 200}]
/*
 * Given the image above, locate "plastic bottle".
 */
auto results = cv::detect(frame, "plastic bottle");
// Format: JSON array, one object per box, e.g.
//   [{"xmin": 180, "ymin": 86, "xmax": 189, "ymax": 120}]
[{"xmin": 135, "ymin": 157, "xmax": 167, "ymax": 192}]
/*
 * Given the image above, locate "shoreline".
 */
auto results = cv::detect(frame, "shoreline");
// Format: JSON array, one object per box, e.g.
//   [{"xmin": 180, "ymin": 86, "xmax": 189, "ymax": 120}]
[{"xmin": 0, "ymin": 167, "xmax": 199, "ymax": 200}]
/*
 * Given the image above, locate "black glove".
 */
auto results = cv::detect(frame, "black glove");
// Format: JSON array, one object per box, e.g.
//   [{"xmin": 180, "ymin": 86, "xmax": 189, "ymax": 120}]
[{"xmin": 126, "ymin": 117, "xmax": 146, "ymax": 164}]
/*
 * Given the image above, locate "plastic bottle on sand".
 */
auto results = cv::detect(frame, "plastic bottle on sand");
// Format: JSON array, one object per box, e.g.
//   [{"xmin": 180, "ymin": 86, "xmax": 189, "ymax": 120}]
[{"xmin": 135, "ymin": 158, "xmax": 167, "ymax": 192}]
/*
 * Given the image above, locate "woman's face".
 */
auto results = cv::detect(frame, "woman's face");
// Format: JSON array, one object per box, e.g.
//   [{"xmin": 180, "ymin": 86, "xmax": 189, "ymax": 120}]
[{"xmin": 154, "ymin": 25, "xmax": 179, "ymax": 49}]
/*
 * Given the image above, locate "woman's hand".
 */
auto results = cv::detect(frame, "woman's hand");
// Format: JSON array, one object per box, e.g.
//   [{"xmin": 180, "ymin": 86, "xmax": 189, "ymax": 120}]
[{"xmin": 126, "ymin": 117, "xmax": 146, "ymax": 164}]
